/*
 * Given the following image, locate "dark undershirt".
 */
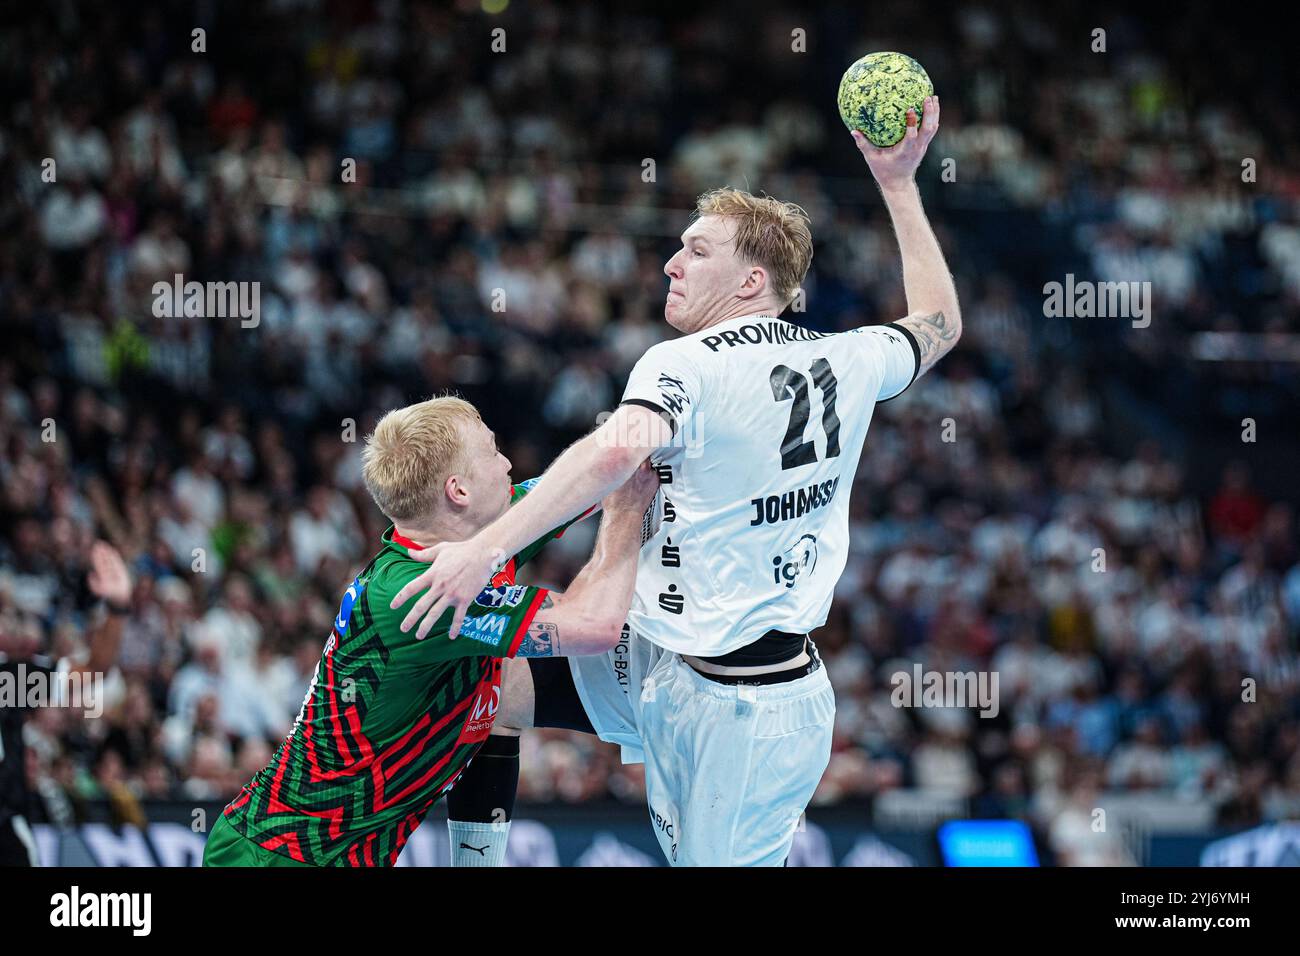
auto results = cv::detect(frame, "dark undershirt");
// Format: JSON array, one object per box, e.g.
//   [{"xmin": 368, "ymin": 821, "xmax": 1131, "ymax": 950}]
[{"xmin": 697, "ymin": 630, "xmax": 807, "ymax": 668}]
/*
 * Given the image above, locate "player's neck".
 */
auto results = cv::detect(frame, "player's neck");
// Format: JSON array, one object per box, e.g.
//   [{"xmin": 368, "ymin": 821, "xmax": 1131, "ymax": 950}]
[
  {"xmin": 393, "ymin": 512, "xmax": 483, "ymax": 549},
  {"xmin": 696, "ymin": 302, "xmax": 785, "ymax": 331}
]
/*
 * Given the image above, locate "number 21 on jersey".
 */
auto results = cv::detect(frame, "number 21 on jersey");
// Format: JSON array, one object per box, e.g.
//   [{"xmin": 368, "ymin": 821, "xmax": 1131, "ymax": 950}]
[{"xmin": 770, "ymin": 358, "xmax": 840, "ymax": 469}]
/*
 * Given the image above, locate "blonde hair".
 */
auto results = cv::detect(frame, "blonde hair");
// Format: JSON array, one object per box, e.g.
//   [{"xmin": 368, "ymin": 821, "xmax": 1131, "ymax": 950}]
[
  {"xmin": 693, "ymin": 187, "xmax": 814, "ymax": 304},
  {"xmin": 361, "ymin": 396, "xmax": 481, "ymax": 522}
]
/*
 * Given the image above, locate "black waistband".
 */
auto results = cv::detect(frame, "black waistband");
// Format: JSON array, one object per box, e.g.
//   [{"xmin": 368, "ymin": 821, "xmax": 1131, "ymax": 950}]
[
  {"xmin": 689, "ymin": 641, "xmax": 822, "ymax": 686},
  {"xmin": 696, "ymin": 629, "xmax": 808, "ymax": 668}
]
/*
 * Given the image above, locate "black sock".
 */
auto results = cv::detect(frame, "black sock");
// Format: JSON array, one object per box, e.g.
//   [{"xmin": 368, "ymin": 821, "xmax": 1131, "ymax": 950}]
[{"xmin": 447, "ymin": 734, "xmax": 520, "ymax": 823}]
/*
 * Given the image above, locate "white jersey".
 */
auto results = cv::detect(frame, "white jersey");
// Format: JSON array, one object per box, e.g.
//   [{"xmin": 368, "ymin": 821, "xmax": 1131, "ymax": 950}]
[{"xmin": 620, "ymin": 312, "xmax": 920, "ymax": 657}]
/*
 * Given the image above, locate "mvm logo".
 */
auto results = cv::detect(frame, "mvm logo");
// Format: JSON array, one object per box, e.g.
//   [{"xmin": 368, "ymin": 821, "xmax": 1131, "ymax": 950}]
[{"xmin": 458, "ymin": 613, "xmax": 510, "ymax": 645}]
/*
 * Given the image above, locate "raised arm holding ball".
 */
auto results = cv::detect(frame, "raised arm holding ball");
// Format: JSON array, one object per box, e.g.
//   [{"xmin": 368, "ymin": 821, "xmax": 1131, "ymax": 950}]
[{"xmin": 852, "ymin": 95, "xmax": 962, "ymax": 377}]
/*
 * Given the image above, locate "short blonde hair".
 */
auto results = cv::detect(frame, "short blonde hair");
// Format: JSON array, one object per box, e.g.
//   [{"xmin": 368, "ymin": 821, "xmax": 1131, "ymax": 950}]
[
  {"xmin": 693, "ymin": 187, "xmax": 813, "ymax": 304},
  {"xmin": 361, "ymin": 396, "xmax": 481, "ymax": 522}
]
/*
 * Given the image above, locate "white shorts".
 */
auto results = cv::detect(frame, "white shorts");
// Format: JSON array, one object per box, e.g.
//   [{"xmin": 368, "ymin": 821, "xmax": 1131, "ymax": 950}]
[{"xmin": 568, "ymin": 626, "xmax": 835, "ymax": 867}]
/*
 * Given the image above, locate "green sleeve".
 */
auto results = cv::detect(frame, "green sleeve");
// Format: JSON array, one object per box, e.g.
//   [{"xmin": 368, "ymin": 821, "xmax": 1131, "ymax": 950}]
[{"xmin": 368, "ymin": 559, "xmax": 550, "ymax": 661}]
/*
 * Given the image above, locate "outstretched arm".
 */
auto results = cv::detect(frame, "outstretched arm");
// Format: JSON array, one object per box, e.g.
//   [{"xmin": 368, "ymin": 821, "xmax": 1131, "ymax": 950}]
[
  {"xmin": 392, "ymin": 414, "xmax": 668, "ymax": 640},
  {"xmin": 853, "ymin": 96, "xmax": 961, "ymax": 377},
  {"xmin": 512, "ymin": 461, "xmax": 658, "ymax": 658},
  {"xmin": 491, "ymin": 403, "xmax": 666, "ymax": 564}
]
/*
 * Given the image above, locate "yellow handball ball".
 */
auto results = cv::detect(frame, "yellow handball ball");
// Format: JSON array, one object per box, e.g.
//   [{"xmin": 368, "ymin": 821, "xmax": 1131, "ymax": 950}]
[{"xmin": 837, "ymin": 51, "xmax": 934, "ymax": 147}]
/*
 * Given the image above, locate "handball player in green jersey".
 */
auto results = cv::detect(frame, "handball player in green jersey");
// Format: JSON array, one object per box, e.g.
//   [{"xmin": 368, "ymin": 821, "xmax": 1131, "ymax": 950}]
[{"xmin": 203, "ymin": 396, "xmax": 657, "ymax": 866}]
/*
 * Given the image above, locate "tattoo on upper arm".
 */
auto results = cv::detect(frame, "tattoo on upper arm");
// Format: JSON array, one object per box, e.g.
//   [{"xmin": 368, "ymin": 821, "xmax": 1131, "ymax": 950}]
[
  {"xmin": 902, "ymin": 310, "xmax": 958, "ymax": 374},
  {"xmin": 515, "ymin": 621, "xmax": 560, "ymax": 658}
]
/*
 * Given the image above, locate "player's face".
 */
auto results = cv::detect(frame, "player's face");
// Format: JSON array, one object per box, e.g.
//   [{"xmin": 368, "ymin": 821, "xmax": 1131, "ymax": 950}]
[
  {"xmin": 462, "ymin": 419, "xmax": 513, "ymax": 523},
  {"xmin": 663, "ymin": 215, "xmax": 761, "ymax": 332}
]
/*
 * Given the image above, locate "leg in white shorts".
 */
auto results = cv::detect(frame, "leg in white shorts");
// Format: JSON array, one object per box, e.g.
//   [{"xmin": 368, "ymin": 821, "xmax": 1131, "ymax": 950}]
[{"xmin": 567, "ymin": 625, "xmax": 835, "ymax": 866}]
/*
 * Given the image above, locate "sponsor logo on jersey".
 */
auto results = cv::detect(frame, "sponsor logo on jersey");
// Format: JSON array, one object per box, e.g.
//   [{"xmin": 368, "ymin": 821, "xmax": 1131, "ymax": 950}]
[
  {"xmin": 700, "ymin": 319, "xmax": 834, "ymax": 353},
  {"xmin": 612, "ymin": 625, "xmax": 631, "ymax": 691},
  {"xmin": 772, "ymin": 534, "xmax": 819, "ymax": 589},
  {"xmin": 334, "ymin": 577, "xmax": 366, "ymax": 636},
  {"xmin": 457, "ymin": 660, "xmax": 503, "ymax": 745},
  {"xmin": 654, "ymin": 372, "xmax": 691, "ymax": 419},
  {"xmin": 458, "ymin": 613, "xmax": 511, "ymax": 645},
  {"xmin": 648, "ymin": 804, "xmax": 678, "ymax": 862},
  {"xmin": 473, "ymin": 584, "xmax": 528, "ymax": 609},
  {"xmin": 751, "ymin": 476, "xmax": 841, "ymax": 526},
  {"xmin": 469, "ymin": 684, "xmax": 500, "ymax": 724},
  {"xmin": 658, "ymin": 584, "xmax": 684, "ymax": 614}
]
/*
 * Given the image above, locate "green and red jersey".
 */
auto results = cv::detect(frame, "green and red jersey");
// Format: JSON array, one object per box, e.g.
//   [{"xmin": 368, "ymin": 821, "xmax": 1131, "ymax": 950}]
[{"xmin": 220, "ymin": 480, "xmax": 584, "ymax": 866}]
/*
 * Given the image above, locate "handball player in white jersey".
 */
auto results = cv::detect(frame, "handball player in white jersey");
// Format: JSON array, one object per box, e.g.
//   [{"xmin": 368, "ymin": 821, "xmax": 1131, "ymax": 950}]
[{"xmin": 393, "ymin": 98, "xmax": 960, "ymax": 866}]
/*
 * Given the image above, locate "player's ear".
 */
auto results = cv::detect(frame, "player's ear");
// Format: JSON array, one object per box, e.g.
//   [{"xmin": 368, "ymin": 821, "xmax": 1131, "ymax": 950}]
[
  {"xmin": 740, "ymin": 265, "xmax": 767, "ymax": 298},
  {"xmin": 443, "ymin": 472, "xmax": 468, "ymax": 508}
]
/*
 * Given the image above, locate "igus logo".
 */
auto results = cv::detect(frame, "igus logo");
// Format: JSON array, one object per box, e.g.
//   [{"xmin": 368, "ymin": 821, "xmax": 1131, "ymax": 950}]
[{"xmin": 772, "ymin": 534, "xmax": 818, "ymax": 589}]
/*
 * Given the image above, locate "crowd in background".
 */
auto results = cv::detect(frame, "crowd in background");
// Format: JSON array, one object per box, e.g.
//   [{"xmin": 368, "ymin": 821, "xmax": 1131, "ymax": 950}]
[{"xmin": 2, "ymin": 1, "xmax": 1299, "ymax": 864}]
